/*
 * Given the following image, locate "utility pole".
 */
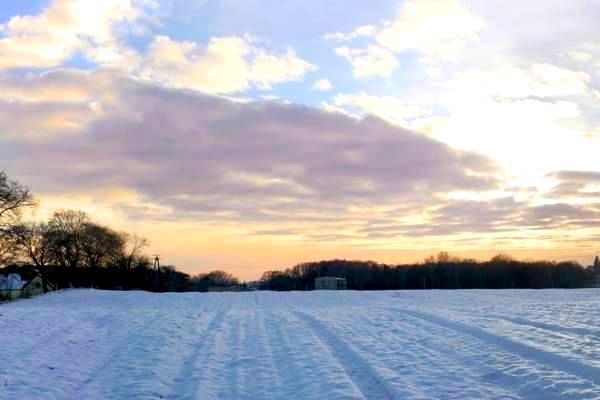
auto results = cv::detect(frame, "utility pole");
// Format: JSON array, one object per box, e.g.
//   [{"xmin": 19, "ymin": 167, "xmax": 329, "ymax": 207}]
[
  {"xmin": 153, "ymin": 254, "xmax": 161, "ymax": 272},
  {"xmin": 153, "ymin": 254, "xmax": 161, "ymax": 291}
]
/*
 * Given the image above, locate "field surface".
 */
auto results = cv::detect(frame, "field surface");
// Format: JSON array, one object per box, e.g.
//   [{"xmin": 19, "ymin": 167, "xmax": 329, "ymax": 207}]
[{"xmin": 1, "ymin": 289, "xmax": 600, "ymax": 399}]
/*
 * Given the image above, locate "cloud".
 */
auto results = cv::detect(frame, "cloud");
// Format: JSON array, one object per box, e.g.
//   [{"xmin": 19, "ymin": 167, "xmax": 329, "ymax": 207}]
[
  {"xmin": 324, "ymin": 25, "xmax": 377, "ymax": 42},
  {"xmin": 525, "ymin": 203, "xmax": 600, "ymax": 228},
  {"xmin": 0, "ymin": 98, "xmax": 97, "ymax": 139},
  {"xmin": 551, "ymin": 171, "xmax": 600, "ymax": 182},
  {"xmin": 139, "ymin": 35, "xmax": 315, "ymax": 94},
  {"xmin": 357, "ymin": 197, "xmax": 600, "ymax": 239},
  {"xmin": 2, "ymin": 69, "xmax": 597, "ymax": 253},
  {"xmin": 449, "ymin": 64, "xmax": 590, "ymax": 99},
  {"xmin": 466, "ymin": 1, "xmax": 600, "ymax": 63},
  {"xmin": 416, "ymin": 66, "xmax": 597, "ymax": 176},
  {"xmin": 311, "ymin": 79, "xmax": 333, "ymax": 91},
  {"xmin": 358, "ymin": 197, "xmax": 517, "ymax": 236},
  {"xmin": 547, "ymin": 170, "xmax": 600, "ymax": 199},
  {"xmin": 329, "ymin": 0, "xmax": 484, "ymax": 76},
  {"xmin": 375, "ymin": 0, "xmax": 485, "ymax": 60},
  {"xmin": 0, "ymin": 1, "xmax": 314, "ymax": 95},
  {"xmin": 333, "ymin": 92, "xmax": 431, "ymax": 127},
  {"xmin": 250, "ymin": 47, "xmax": 315, "ymax": 90},
  {"xmin": 334, "ymin": 46, "xmax": 397, "ymax": 78},
  {"xmin": 2, "ymin": 69, "xmax": 498, "ymax": 228},
  {"xmin": 0, "ymin": 0, "xmax": 149, "ymax": 70},
  {"xmin": 566, "ymin": 50, "xmax": 593, "ymax": 63},
  {"xmin": 0, "ymin": 68, "xmax": 118, "ymax": 103},
  {"xmin": 325, "ymin": 0, "xmax": 599, "ymax": 183}
]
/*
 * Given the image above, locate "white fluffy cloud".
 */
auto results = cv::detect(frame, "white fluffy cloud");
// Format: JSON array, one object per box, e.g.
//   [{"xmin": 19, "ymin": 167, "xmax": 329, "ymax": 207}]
[
  {"xmin": 250, "ymin": 48, "xmax": 315, "ymax": 90},
  {"xmin": 311, "ymin": 79, "xmax": 333, "ymax": 91},
  {"xmin": 0, "ymin": 1, "xmax": 314, "ymax": 95},
  {"xmin": 334, "ymin": 46, "xmax": 397, "ymax": 78},
  {"xmin": 334, "ymin": 93, "xmax": 431, "ymax": 127},
  {"xmin": 0, "ymin": 0, "xmax": 148, "ymax": 70},
  {"xmin": 375, "ymin": 0, "xmax": 485, "ymax": 60},
  {"xmin": 139, "ymin": 35, "xmax": 315, "ymax": 94},
  {"xmin": 324, "ymin": 25, "xmax": 377, "ymax": 42},
  {"xmin": 329, "ymin": 0, "xmax": 484, "ymax": 77}
]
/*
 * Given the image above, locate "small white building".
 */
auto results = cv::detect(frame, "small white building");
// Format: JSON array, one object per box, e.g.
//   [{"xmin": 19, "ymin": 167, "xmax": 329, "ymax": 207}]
[
  {"xmin": 315, "ymin": 276, "xmax": 347, "ymax": 290},
  {"xmin": 0, "ymin": 273, "xmax": 24, "ymax": 300},
  {"xmin": 0, "ymin": 272, "xmax": 54, "ymax": 300}
]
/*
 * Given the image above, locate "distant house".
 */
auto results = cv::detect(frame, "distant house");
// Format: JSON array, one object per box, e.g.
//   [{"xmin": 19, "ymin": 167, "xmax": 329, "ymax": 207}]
[
  {"xmin": 0, "ymin": 273, "xmax": 24, "ymax": 300},
  {"xmin": 207, "ymin": 285, "xmax": 246, "ymax": 292},
  {"xmin": 0, "ymin": 271, "xmax": 55, "ymax": 300},
  {"xmin": 315, "ymin": 277, "xmax": 347, "ymax": 290}
]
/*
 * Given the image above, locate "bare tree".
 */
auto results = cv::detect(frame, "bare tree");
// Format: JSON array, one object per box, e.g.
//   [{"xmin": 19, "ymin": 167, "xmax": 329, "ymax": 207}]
[
  {"xmin": 0, "ymin": 171, "xmax": 36, "ymax": 228},
  {"xmin": 0, "ymin": 234, "xmax": 17, "ymax": 266},
  {"xmin": 47, "ymin": 210, "xmax": 89, "ymax": 269},
  {"xmin": 80, "ymin": 223, "xmax": 125, "ymax": 270},
  {"xmin": 122, "ymin": 233, "xmax": 149, "ymax": 270},
  {"xmin": 9, "ymin": 222, "xmax": 54, "ymax": 291},
  {"xmin": 0, "ymin": 172, "xmax": 35, "ymax": 267},
  {"xmin": 10, "ymin": 222, "xmax": 53, "ymax": 269}
]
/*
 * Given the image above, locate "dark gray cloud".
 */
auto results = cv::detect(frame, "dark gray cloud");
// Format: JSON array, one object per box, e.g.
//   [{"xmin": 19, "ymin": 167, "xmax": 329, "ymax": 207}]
[
  {"xmin": 357, "ymin": 197, "xmax": 519, "ymax": 237},
  {"xmin": 356, "ymin": 197, "xmax": 600, "ymax": 238},
  {"xmin": 550, "ymin": 171, "xmax": 600, "ymax": 182},
  {"xmin": 523, "ymin": 203, "xmax": 600, "ymax": 229},
  {"xmin": 2, "ymin": 69, "xmax": 499, "ymax": 225},
  {"xmin": 548, "ymin": 170, "xmax": 600, "ymax": 199},
  {"xmin": 3, "ymin": 69, "xmax": 597, "ymax": 244}
]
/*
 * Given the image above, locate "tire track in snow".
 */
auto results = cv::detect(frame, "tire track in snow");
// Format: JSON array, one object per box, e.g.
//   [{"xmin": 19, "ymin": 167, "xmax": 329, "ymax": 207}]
[
  {"xmin": 322, "ymin": 307, "xmax": 523, "ymax": 399},
  {"xmin": 221, "ymin": 310, "xmax": 284, "ymax": 399},
  {"xmin": 261, "ymin": 310, "xmax": 323, "ymax": 399},
  {"xmin": 66, "ymin": 293, "xmax": 178, "ymax": 397},
  {"xmin": 167, "ymin": 308, "xmax": 229, "ymax": 400},
  {"xmin": 491, "ymin": 315, "xmax": 600, "ymax": 338},
  {"xmin": 400, "ymin": 308, "xmax": 600, "ymax": 388},
  {"xmin": 222, "ymin": 313, "xmax": 244, "ymax": 399},
  {"xmin": 253, "ymin": 310, "xmax": 284, "ymax": 398},
  {"xmin": 476, "ymin": 313, "xmax": 600, "ymax": 369},
  {"xmin": 70, "ymin": 309, "xmax": 172, "ymax": 398},
  {"xmin": 293, "ymin": 311, "xmax": 394, "ymax": 400},
  {"xmin": 260, "ymin": 309, "xmax": 376, "ymax": 399}
]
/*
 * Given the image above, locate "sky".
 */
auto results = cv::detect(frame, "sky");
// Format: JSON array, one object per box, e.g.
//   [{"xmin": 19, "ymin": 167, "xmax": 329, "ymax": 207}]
[{"xmin": 1, "ymin": 0, "xmax": 599, "ymax": 279}]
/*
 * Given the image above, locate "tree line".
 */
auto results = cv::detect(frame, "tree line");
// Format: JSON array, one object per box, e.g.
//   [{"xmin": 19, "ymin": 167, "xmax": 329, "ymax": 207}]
[
  {"xmin": 259, "ymin": 253, "xmax": 596, "ymax": 291},
  {"xmin": 0, "ymin": 171, "xmax": 237, "ymax": 293}
]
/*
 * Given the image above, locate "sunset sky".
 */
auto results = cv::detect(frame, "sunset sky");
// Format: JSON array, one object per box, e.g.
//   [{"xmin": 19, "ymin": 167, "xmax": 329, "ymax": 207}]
[{"xmin": 1, "ymin": 0, "xmax": 599, "ymax": 279}]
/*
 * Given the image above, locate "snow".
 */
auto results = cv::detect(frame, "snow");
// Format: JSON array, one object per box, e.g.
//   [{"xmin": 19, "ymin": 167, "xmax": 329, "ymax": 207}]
[{"xmin": 1, "ymin": 289, "xmax": 600, "ymax": 399}]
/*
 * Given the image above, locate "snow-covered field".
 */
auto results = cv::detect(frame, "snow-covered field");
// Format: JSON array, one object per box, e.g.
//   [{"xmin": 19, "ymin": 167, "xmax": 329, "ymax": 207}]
[{"xmin": 1, "ymin": 290, "xmax": 600, "ymax": 400}]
